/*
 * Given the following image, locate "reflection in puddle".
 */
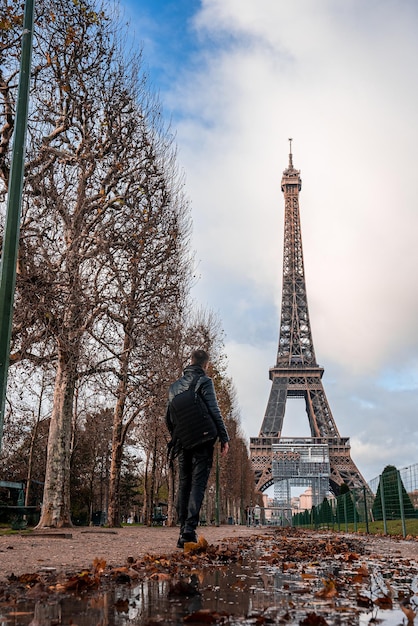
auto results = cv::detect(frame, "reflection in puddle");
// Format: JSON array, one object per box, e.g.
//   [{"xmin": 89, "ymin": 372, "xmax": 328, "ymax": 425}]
[
  {"xmin": 1, "ymin": 549, "xmax": 417, "ymax": 624},
  {"xmin": 360, "ymin": 608, "xmax": 413, "ymax": 626}
]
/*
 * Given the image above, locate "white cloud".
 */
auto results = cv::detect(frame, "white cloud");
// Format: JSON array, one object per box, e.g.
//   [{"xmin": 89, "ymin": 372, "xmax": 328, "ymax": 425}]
[
  {"xmin": 126, "ymin": 0, "xmax": 418, "ymax": 484},
  {"xmin": 352, "ymin": 437, "xmax": 418, "ymax": 484}
]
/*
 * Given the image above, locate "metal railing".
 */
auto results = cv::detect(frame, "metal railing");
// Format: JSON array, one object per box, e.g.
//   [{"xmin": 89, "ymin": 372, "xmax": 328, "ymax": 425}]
[{"xmin": 292, "ymin": 464, "xmax": 418, "ymax": 537}]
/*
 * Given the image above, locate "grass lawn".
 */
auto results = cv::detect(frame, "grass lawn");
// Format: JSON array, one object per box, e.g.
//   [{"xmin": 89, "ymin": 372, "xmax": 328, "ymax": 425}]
[{"xmin": 300, "ymin": 518, "xmax": 418, "ymax": 537}]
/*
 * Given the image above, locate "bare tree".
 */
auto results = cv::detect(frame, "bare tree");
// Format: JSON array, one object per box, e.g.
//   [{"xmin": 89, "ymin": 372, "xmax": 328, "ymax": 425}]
[{"xmin": 0, "ymin": 0, "xmax": 192, "ymax": 527}]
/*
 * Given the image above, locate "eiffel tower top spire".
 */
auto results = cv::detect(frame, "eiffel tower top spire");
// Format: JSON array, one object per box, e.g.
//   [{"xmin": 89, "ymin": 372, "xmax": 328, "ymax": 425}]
[{"xmin": 288, "ymin": 137, "xmax": 293, "ymax": 168}]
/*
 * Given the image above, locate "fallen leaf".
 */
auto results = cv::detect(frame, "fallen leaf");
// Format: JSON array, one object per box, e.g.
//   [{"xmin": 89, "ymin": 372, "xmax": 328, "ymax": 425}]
[
  {"xmin": 343, "ymin": 552, "xmax": 359, "ymax": 562},
  {"xmin": 93, "ymin": 558, "xmax": 106, "ymax": 575},
  {"xmin": 374, "ymin": 595, "xmax": 393, "ymax": 609},
  {"xmin": 62, "ymin": 570, "xmax": 99, "ymax": 592},
  {"xmin": 282, "ymin": 562, "xmax": 297, "ymax": 570},
  {"xmin": 356, "ymin": 564, "xmax": 369, "ymax": 576},
  {"xmin": 315, "ymin": 579, "xmax": 338, "ymax": 599},
  {"xmin": 111, "ymin": 566, "xmax": 129, "ymax": 575},
  {"xmin": 184, "ymin": 535, "xmax": 208, "ymax": 555},
  {"xmin": 231, "ymin": 579, "xmax": 247, "ymax": 591}
]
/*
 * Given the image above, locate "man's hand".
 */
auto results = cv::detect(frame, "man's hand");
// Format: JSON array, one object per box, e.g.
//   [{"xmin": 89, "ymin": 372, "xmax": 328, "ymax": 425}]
[{"xmin": 221, "ymin": 441, "xmax": 229, "ymax": 456}]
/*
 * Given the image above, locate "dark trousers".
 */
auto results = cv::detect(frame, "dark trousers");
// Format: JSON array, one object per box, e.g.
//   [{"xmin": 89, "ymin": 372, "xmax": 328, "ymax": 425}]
[{"xmin": 176, "ymin": 443, "xmax": 214, "ymax": 536}]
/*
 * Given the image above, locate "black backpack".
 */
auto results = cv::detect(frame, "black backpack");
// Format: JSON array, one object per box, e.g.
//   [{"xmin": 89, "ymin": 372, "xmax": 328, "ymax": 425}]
[{"xmin": 169, "ymin": 375, "xmax": 218, "ymax": 449}]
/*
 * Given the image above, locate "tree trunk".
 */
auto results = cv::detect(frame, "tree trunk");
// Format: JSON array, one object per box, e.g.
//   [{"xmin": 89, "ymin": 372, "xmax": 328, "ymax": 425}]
[
  {"xmin": 167, "ymin": 461, "xmax": 176, "ymax": 527},
  {"xmin": 108, "ymin": 433, "xmax": 123, "ymax": 527},
  {"xmin": 35, "ymin": 352, "xmax": 76, "ymax": 528},
  {"xmin": 143, "ymin": 452, "xmax": 150, "ymax": 525},
  {"xmin": 107, "ymin": 334, "xmax": 130, "ymax": 527},
  {"xmin": 25, "ymin": 420, "xmax": 39, "ymax": 507},
  {"xmin": 148, "ymin": 434, "xmax": 158, "ymax": 526}
]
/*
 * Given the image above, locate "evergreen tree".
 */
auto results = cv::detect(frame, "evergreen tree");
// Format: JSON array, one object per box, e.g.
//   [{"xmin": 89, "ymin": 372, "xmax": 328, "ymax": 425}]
[
  {"xmin": 336, "ymin": 483, "xmax": 355, "ymax": 524},
  {"xmin": 319, "ymin": 497, "xmax": 334, "ymax": 525},
  {"xmin": 372, "ymin": 465, "xmax": 416, "ymax": 521}
]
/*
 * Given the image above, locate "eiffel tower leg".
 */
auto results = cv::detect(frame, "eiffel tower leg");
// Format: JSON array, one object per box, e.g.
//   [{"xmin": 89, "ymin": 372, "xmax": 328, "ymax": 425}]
[
  {"xmin": 304, "ymin": 379, "xmax": 339, "ymax": 438},
  {"xmin": 260, "ymin": 377, "xmax": 288, "ymax": 438}
]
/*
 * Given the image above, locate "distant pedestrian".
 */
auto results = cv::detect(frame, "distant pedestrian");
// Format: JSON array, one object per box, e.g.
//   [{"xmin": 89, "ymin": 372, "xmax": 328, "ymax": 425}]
[{"xmin": 166, "ymin": 349, "xmax": 230, "ymax": 548}]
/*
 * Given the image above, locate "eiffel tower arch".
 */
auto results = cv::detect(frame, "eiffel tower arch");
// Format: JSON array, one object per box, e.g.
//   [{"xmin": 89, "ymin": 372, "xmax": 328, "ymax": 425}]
[{"xmin": 250, "ymin": 142, "xmax": 368, "ymax": 504}]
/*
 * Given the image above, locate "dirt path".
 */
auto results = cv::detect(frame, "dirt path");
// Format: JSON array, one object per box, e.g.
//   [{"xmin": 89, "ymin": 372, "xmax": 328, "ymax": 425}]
[
  {"xmin": 0, "ymin": 525, "xmax": 269, "ymax": 580},
  {"xmin": 1, "ymin": 525, "xmax": 418, "ymax": 582}
]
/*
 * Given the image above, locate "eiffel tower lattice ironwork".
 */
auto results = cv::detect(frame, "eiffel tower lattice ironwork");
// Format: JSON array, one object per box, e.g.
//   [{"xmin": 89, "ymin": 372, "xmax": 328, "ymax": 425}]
[{"xmin": 250, "ymin": 142, "xmax": 368, "ymax": 496}]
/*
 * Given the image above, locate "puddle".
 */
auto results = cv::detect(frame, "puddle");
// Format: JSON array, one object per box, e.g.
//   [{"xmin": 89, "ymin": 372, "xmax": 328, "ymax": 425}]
[{"xmin": 1, "ymin": 535, "xmax": 418, "ymax": 624}]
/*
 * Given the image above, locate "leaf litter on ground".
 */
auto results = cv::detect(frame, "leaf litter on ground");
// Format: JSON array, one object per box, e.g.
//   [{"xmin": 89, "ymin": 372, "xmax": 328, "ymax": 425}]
[{"xmin": 1, "ymin": 528, "xmax": 418, "ymax": 624}]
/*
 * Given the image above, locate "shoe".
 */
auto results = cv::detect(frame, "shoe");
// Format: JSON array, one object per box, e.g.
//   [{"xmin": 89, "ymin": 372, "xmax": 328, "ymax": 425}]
[{"xmin": 177, "ymin": 531, "xmax": 198, "ymax": 548}]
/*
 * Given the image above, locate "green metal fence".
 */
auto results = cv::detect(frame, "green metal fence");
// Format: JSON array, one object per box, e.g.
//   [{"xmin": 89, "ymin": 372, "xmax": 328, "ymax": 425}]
[{"xmin": 292, "ymin": 464, "xmax": 418, "ymax": 537}]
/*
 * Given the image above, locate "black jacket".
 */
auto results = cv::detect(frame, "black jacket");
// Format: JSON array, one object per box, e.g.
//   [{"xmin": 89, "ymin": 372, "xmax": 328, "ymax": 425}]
[{"xmin": 166, "ymin": 364, "xmax": 229, "ymax": 445}]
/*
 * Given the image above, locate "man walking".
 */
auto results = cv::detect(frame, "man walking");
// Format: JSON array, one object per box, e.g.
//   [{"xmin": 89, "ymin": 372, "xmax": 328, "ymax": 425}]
[{"xmin": 166, "ymin": 349, "xmax": 230, "ymax": 548}]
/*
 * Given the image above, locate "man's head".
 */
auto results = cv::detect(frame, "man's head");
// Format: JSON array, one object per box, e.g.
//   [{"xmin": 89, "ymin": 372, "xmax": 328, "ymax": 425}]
[{"xmin": 191, "ymin": 349, "xmax": 210, "ymax": 370}]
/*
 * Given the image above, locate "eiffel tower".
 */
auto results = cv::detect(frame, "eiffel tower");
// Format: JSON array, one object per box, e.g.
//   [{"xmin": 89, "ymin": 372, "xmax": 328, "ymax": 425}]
[{"xmin": 250, "ymin": 141, "xmax": 368, "ymax": 498}]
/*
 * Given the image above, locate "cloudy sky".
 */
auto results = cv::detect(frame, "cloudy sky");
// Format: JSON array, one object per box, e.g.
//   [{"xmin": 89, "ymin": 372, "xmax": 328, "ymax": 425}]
[{"xmin": 119, "ymin": 0, "xmax": 418, "ymax": 483}]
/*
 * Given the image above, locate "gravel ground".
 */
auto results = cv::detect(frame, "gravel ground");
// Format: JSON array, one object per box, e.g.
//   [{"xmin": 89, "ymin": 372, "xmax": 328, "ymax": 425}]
[{"xmin": 1, "ymin": 525, "xmax": 418, "ymax": 582}]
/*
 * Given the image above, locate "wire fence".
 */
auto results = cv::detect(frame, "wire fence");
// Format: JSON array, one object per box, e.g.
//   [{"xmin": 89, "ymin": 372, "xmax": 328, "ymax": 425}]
[{"xmin": 292, "ymin": 463, "xmax": 418, "ymax": 537}]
